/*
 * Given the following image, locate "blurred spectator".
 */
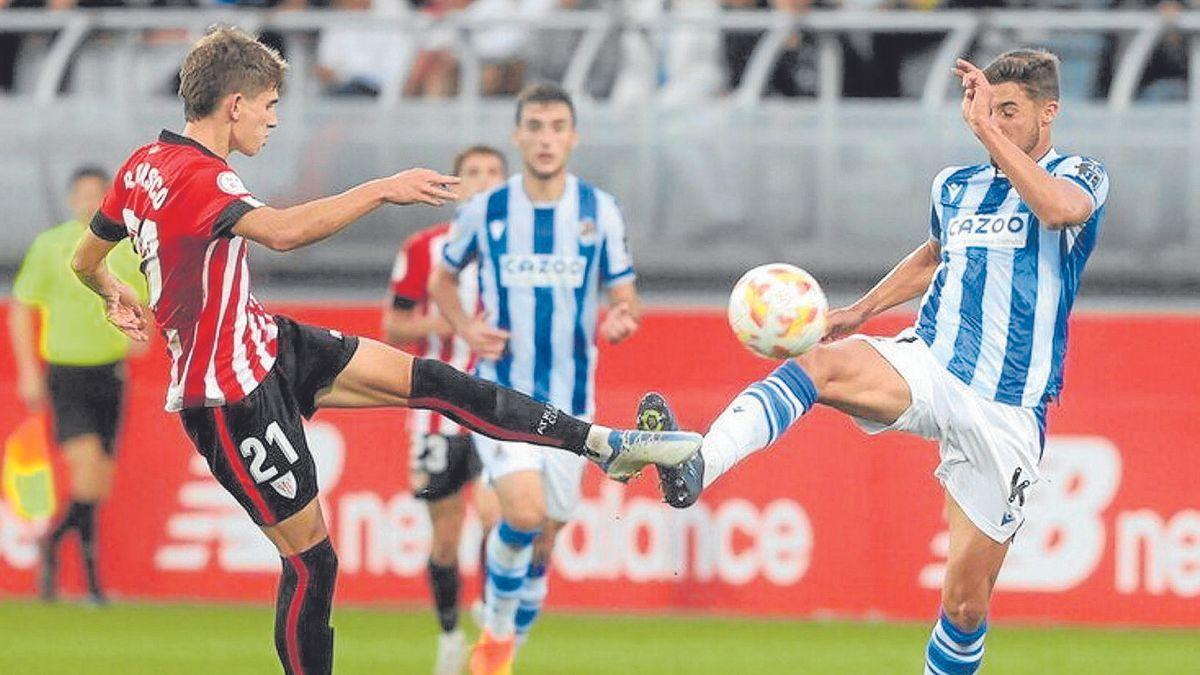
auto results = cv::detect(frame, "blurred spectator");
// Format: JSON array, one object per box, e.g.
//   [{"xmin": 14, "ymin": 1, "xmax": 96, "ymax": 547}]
[
  {"xmin": 1, "ymin": 0, "xmax": 126, "ymax": 93},
  {"xmin": 611, "ymin": 0, "xmax": 724, "ymax": 107},
  {"xmin": 316, "ymin": 0, "xmax": 415, "ymax": 96},
  {"xmin": 407, "ymin": 0, "xmax": 560, "ymax": 98},
  {"xmin": 523, "ymin": 0, "xmax": 621, "ymax": 97},
  {"xmin": 1096, "ymin": 0, "xmax": 1189, "ymax": 101},
  {"xmin": 724, "ymin": 0, "xmax": 820, "ymax": 98}
]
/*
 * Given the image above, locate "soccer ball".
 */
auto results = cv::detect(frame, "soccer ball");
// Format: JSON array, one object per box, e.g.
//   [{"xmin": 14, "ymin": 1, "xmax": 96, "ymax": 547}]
[{"xmin": 728, "ymin": 263, "xmax": 828, "ymax": 359}]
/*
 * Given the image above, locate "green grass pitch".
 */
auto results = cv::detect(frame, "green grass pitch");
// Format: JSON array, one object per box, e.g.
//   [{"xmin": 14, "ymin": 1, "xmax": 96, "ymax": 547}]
[{"xmin": 1, "ymin": 600, "xmax": 1196, "ymax": 674}]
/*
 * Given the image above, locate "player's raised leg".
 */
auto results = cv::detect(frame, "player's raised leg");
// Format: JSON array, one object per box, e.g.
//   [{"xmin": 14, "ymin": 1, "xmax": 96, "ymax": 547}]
[
  {"xmin": 660, "ymin": 337, "xmax": 912, "ymax": 506},
  {"xmin": 316, "ymin": 338, "xmax": 701, "ymax": 476},
  {"xmin": 924, "ymin": 494, "xmax": 1009, "ymax": 674}
]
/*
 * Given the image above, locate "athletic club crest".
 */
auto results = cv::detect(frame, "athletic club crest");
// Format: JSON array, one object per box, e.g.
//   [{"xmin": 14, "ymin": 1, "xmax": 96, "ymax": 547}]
[{"xmin": 271, "ymin": 471, "xmax": 298, "ymax": 499}]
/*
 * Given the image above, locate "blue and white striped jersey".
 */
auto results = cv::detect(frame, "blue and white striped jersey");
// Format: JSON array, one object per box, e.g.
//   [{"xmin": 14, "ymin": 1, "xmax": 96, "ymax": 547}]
[
  {"xmin": 441, "ymin": 173, "xmax": 635, "ymax": 417},
  {"xmin": 915, "ymin": 148, "xmax": 1110, "ymax": 408}
]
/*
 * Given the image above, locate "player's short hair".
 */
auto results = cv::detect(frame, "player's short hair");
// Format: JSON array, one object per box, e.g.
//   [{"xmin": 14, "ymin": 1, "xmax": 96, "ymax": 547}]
[
  {"xmin": 983, "ymin": 48, "xmax": 1061, "ymax": 102},
  {"xmin": 515, "ymin": 83, "xmax": 575, "ymax": 126},
  {"xmin": 69, "ymin": 165, "xmax": 108, "ymax": 188},
  {"xmin": 179, "ymin": 26, "xmax": 288, "ymax": 122},
  {"xmin": 453, "ymin": 145, "xmax": 507, "ymax": 175}
]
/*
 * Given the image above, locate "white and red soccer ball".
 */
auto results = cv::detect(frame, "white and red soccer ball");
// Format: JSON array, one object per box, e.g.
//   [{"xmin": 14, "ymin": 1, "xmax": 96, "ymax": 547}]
[{"xmin": 728, "ymin": 263, "xmax": 828, "ymax": 359}]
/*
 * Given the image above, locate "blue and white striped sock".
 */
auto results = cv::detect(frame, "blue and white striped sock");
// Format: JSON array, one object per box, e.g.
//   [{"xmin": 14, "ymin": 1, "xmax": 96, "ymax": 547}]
[
  {"xmin": 483, "ymin": 521, "xmax": 539, "ymax": 639},
  {"xmin": 514, "ymin": 563, "xmax": 548, "ymax": 648},
  {"xmin": 701, "ymin": 360, "xmax": 818, "ymax": 487},
  {"xmin": 924, "ymin": 612, "xmax": 987, "ymax": 675}
]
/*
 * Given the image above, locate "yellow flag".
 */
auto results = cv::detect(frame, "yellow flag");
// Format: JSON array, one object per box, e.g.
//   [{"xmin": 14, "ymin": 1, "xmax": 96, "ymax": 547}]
[{"xmin": 2, "ymin": 415, "xmax": 57, "ymax": 520}]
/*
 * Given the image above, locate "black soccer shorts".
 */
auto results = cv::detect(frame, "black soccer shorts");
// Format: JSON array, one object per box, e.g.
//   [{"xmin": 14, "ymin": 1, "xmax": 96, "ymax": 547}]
[
  {"xmin": 179, "ymin": 316, "xmax": 359, "ymax": 526},
  {"xmin": 47, "ymin": 362, "xmax": 126, "ymax": 456},
  {"xmin": 411, "ymin": 433, "xmax": 482, "ymax": 501}
]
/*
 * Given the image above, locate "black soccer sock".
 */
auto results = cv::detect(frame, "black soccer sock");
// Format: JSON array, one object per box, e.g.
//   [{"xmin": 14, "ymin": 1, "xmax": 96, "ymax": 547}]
[
  {"xmin": 74, "ymin": 502, "xmax": 102, "ymax": 597},
  {"xmin": 427, "ymin": 560, "xmax": 461, "ymax": 633},
  {"xmin": 48, "ymin": 500, "xmax": 86, "ymax": 544},
  {"xmin": 408, "ymin": 358, "xmax": 591, "ymax": 454},
  {"xmin": 275, "ymin": 538, "xmax": 338, "ymax": 675}
]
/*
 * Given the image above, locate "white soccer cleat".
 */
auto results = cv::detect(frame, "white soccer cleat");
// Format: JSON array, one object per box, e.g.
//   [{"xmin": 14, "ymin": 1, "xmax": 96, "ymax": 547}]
[
  {"xmin": 434, "ymin": 628, "xmax": 468, "ymax": 675},
  {"xmin": 600, "ymin": 429, "xmax": 703, "ymax": 482}
]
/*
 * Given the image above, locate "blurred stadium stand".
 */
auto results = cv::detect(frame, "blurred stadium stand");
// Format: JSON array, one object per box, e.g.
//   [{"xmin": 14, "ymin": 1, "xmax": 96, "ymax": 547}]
[{"xmin": 1, "ymin": 7, "xmax": 1197, "ymax": 295}]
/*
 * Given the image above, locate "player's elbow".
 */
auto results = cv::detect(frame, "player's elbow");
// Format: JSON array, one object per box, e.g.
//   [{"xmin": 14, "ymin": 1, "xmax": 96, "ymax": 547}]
[
  {"xmin": 1041, "ymin": 208, "xmax": 1088, "ymax": 231},
  {"xmin": 1040, "ymin": 199, "xmax": 1093, "ymax": 231},
  {"xmin": 263, "ymin": 230, "xmax": 304, "ymax": 252},
  {"xmin": 70, "ymin": 247, "xmax": 96, "ymax": 279}
]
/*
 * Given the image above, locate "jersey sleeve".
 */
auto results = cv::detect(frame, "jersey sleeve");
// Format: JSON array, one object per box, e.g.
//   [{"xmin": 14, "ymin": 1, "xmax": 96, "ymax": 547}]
[
  {"xmin": 928, "ymin": 166, "xmax": 957, "ymax": 241},
  {"xmin": 1052, "ymin": 155, "xmax": 1110, "ymax": 213},
  {"xmin": 442, "ymin": 195, "xmax": 484, "ymax": 272},
  {"xmin": 109, "ymin": 239, "xmax": 149, "ymax": 303},
  {"xmin": 388, "ymin": 233, "xmax": 431, "ymax": 310},
  {"xmin": 189, "ymin": 165, "xmax": 266, "ymax": 239},
  {"xmin": 598, "ymin": 193, "xmax": 635, "ymax": 287},
  {"xmin": 11, "ymin": 235, "xmax": 49, "ymax": 306},
  {"xmin": 91, "ymin": 165, "xmax": 131, "ymax": 242}
]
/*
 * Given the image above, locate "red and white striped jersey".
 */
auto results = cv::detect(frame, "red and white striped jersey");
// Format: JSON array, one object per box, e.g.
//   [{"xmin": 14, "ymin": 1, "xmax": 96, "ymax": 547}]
[
  {"xmin": 389, "ymin": 222, "xmax": 479, "ymax": 436},
  {"xmin": 91, "ymin": 130, "xmax": 277, "ymax": 412}
]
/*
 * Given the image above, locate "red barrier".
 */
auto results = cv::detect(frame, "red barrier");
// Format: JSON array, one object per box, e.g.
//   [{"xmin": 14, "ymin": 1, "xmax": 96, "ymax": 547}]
[{"xmin": 1, "ymin": 302, "xmax": 1197, "ymax": 626}]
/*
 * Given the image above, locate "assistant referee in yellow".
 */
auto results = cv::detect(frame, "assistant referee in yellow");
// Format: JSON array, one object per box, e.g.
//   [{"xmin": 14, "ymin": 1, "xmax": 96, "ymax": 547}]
[{"xmin": 9, "ymin": 166, "xmax": 147, "ymax": 604}]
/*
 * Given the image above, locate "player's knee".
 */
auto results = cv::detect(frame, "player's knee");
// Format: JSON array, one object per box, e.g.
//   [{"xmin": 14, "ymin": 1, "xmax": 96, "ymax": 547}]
[
  {"xmin": 429, "ymin": 537, "xmax": 459, "ymax": 566},
  {"xmin": 941, "ymin": 597, "xmax": 988, "ymax": 633},
  {"xmin": 503, "ymin": 505, "xmax": 547, "ymax": 533},
  {"xmin": 793, "ymin": 345, "xmax": 838, "ymax": 390}
]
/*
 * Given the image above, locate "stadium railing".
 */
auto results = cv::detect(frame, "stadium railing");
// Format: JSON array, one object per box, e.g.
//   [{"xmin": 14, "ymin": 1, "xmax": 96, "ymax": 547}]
[{"xmin": 0, "ymin": 9, "xmax": 1197, "ymax": 291}]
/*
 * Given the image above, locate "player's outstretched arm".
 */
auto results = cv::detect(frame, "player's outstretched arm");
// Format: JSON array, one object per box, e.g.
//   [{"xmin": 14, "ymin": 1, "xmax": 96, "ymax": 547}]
[
  {"xmin": 233, "ymin": 168, "xmax": 460, "ymax": 252},
  {"xmin": 428, "ymin": 265, "xmax": 509, "ymax": 360},
  {"xmin": 71, "ymin": 231, "xmax": 149, "ymax": 342},
  {"xmin": 823, "ymin": 238, "xmax": 941, "ymax": 342}
]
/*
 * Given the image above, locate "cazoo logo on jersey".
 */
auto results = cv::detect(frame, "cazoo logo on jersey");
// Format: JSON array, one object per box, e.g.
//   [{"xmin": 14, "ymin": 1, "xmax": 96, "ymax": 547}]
[{"xmin": 500, "ymin": 254, "xmax": 587, "ymax": 288}]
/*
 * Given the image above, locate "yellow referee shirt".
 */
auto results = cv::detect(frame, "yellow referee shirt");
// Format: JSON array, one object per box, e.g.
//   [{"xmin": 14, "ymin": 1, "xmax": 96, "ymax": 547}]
[{"xmin": 12, "ymin": 220, "xmax": 148, "ymax": 366}]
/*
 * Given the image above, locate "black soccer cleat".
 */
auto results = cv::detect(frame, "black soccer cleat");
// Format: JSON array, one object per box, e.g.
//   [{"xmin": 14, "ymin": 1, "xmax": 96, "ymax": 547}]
[{"xmin": 637, "ymin": 393, "xmax": 705, "ymax": 509}]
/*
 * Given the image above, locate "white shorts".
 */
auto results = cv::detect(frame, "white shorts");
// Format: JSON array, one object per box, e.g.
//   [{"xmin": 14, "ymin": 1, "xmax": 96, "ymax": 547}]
[
  {"xmin": 473, "ymin": 433, "xmax": 588, "ymax": 523},
  {"xmin": 849, "ymin": 329, "xmax": 1043, "ymax": 543}
]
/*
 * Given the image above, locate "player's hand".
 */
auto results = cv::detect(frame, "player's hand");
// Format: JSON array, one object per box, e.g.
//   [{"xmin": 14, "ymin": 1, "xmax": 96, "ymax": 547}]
[
  {"xmin": 17, "ymin": 371, "xmax": 47, "ymax": 410},
  {"xmin": 429, "ymin": 313, "xmax": 456, "ymax": 339},
  {"xmin": 600, "ymin": 302, "xmax": 639, "ymax": 344},
  {"xmin": 821, "ymin": 306, "xmax": 869, "ymax": 343},
  {"xmin": 105, "ymin": 283, "xmax": 150, "ymax": 342},
  {"xmin": 463, "ymin": 314, "xmax": 509, "ymax": 361},
  {"xmin": 380, "ymin": 168, "xmax": 461, "ymax": 207},
  {"xmin": 953, "ymin": 59, "xmax": 996, "ymax": 137}
]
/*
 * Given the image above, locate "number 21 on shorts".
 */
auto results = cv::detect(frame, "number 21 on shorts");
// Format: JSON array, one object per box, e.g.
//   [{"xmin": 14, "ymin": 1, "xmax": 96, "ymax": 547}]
[{"xmin": 240, "ymin": 421, "xmax": 301, "ymax": 499}]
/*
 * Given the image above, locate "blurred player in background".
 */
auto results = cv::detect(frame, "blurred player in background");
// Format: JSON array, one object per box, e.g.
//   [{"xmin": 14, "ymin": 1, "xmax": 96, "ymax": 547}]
[
  {"xmin": 647, "ymin": 49, "xmax": 1109, "ymax": 674},
  {"xmin": 69, "ymin": 27, "xmax": 698, "ymax": 675},
  {"xmin": 9, "ymin": 165, "xmax": 148, "ymax": 605},
  {"xmin": 382, "ymin": 145, "xmax": 506, "ymax": 675},
  {"xmin": 430, "ymin": 83, "xmax": 642, "ymax": 674}
]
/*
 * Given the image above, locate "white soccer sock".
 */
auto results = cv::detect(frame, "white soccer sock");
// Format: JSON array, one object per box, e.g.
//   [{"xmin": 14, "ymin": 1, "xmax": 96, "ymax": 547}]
[
  {"xmin": 483, "ymin": 522, "xmax": 539, "ymax": 639},
  {"xmin": 582, "ymin": 425, "xmax": 614, "ymax": 462},
  {"xmin": 701, "ymin": 361, "xmax": 818, "ymax": 488},
  {"xmin": 514, "ymin": 563, "xmax": 548, "ymax": 648}
]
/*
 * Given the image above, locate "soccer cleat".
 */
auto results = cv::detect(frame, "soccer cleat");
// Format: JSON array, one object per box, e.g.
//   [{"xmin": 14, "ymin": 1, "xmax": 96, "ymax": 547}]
[
  {"xmin": 635, "ymin": 393, "xmax": 705, "ymax": 509},
  {"xmin": 599, "ymin": 428, "xmax": 702, "ymax": 483},
  {"xmin": 435, "ymin": 629, "xmax": 469, "ymax": 675},
  {"xmin": 469, "ymin": 630, "xmax": 514, "ymax": 675},
  {"xmin": 658, "ymin": 450, "xmax": 705, "ymax": 509}
]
